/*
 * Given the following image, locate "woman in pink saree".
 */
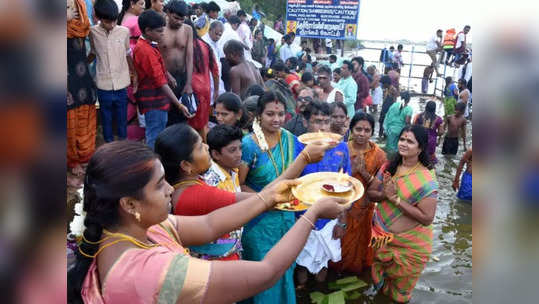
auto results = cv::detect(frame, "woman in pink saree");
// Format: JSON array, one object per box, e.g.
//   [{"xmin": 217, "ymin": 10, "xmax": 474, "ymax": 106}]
[{"xmin": 67, "ymin": 140, "xmax": 347, "ymax": 303}]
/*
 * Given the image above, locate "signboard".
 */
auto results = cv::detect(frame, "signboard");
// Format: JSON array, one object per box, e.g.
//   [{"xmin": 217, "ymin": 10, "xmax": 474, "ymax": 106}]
[{"xmin": 286, "ymin": 0, "xmax": 361, "ymax": 40}]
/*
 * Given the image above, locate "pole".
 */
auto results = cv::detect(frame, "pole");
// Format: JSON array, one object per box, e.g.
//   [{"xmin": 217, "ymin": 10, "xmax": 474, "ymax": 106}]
[{"xmin": 407, "ymin": 45, "xmax": 415, "ymax": 91}]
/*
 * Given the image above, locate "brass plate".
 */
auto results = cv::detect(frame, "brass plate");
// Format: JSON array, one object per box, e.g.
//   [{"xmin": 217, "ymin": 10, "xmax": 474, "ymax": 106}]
[
  {"xmin": 297, "ymin": 132, "xmax": 342, "ymax": 145},
  {"xmin": 291, "ymin": 172, "xmax": 364, "ymax": 208}
]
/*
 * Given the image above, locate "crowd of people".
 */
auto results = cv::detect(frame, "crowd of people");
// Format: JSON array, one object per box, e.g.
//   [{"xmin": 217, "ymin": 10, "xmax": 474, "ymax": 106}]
[{"xmin": 66, "ymin": 0, "xmax": 472, "ymax": 303}]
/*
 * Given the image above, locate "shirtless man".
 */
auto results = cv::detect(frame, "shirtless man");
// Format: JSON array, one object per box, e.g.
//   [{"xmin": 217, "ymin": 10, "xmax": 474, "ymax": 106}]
[
  {"xmin": 160, "ymin": 0, "xmax": 193, "ymax": 125},
  {"xmin": 224, "ymin": 39, "xmax": 263, "ymax": 97},
  {"xmin": 442, "ymin": 102, "xmax": 467, "ymax": 155},
  {"xmin": 457, "ymin": 78, "xmax": 470, "ymax": 118},
  {"xmin": 453, "ymin": 148, "xmax": 472, "ymax": 201}
]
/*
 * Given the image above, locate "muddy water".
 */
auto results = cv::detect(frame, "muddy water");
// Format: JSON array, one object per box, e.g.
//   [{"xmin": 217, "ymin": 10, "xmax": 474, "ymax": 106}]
[{"xmin": 298, "ymin": 97, "xmax": 472, "ymax": 303}]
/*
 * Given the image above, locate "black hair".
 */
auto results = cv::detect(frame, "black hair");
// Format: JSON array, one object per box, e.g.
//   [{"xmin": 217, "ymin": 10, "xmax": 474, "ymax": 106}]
[
  {"xmin": 223, "ymin": 39, "xmax": 245, "ymax": 57},
  {"xmin": 458, "ymin": 78, "xmax": 467, "ymax": 86},
  {"xmin": 154, "ymin": 123, "xmax": 200, "ymax": 184},
  {"xmin": 389, "ymin": 46, "xmax": 395, "ymax": 50},
  {"xmin": 271, "ymin": 59, "xmax": 287, "ymax": 73},
  {"xmin": 317, "ymin": 64, "xmax": 331, "ymax": 76},
  {"xmin": 94, "ymin": 0, "xmax": 119, "ymax": 21},
  {"xmin": 215, "ymin": 92, "xmax": 249, "ymax": 128},
  {"xmin": 464, "ymin": 25, "xmax": 471, "ymax": 29},
  {"xmin": 424, "ymin": 100, "xmax": 437, "ymax": 128},
  {"xmin": 118, "ymin": 0, "xmax": 138, "ymax": 25},
  {"xmin": 207, "ymin": 1, "xmax": 221, "ymax": 12},
  {"xmin": 245, "ymin": 84, "xmax": 265, "ymax": 98},
  {"xmin": 237, "ymin": 10, "xmax": 247, "ymax": 17},
  {"xmin": 145, "ymin": 0, "xmax": 163, "ymax": 10},
  {"xmin": 228, "ymin": 15, "xmax": 241, "ymax": 25},
  {"xmin": 254, "ymin": 29, "xmax": 263, "ymax": 37},
  {"xmin": 445, "ymin": 76, "xmax": 452, "ymax": 85},
  {"xmin": 386, "ymin": 125, "xmax": 433, "ymax": 176},
  {"xmin": 138, "ymin": 9, "xmax": 166, "ymax": 34},
  {"xmin": 207, "ymin": 124, "xmax": 244, "ymax": 154},
  {"xmin": 351, "ymin": 56, "xmax": 365, "ymax": 68},
  {"xmin": 301, "ymin": 72, "xmax": 314, "ymax": 84},
  {"xmin": 341, "ymin": 60, "xmax": 354, "ymax": 72},
  {"xmin": 437, "ymin": 29, "xmax": 443, "ymax": 33},
  {"xmin": 455, "ymin": 102, "xmax": 466, "ymax": 113},
  {"xmin": 256, "ymin": 90, "xmax": 287, "ymax": 116},
  {"xmin": 350, "ymin": 111, "xmax": 375, "ymax": 135},
  {"xmin": 184, "ymin": 19, "xmax": 216, "ymax": 74},
  {"xmin": 304, "ymin": 100, "xmax": 330, "ymax": 120},
  {"xmin": 67, "ymin": 141, "xmax": 158, "ymax": 304},
  {"xmin": 380, "ymin": 75, "xmax": 392, "ymax": 86},
  {"xmin": 397, "ymin": 44, "xmax": 403, "ymax": 50},
  {"xmin": 333, "ymin": 67, "xmax": 341, "ymax": 76},
  {"xmin": 330, "ymin": 101, "xmax": 348, "ymax": 117},
  {"xmin": 192, "ymin": 3, "xmax": 201, "ymax": 10},
  {"xmin": 286, "ymin": 56, "xmax": 298, "ymax": 70},
  {"xmin": 164, "ymin": 0, "xmax": 189, "ymax": 16},
  {"xmin": 298, "ymin": 62, "xmax": 307, "ymax": 72},
  {"xmin": 399, "ymin": 91, "xmax": 411, "ymax": 112},
  {"xmin": 329, "ymin": 54, "xmax": 337, "ymax": 61},
  {"xmin": 199, "ymin": 2, "xmax": 208, "ymax": 12}
]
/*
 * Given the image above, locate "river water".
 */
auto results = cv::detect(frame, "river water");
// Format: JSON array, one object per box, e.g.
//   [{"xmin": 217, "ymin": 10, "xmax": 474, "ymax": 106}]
[{"xmin": 298, "ymin": 96, "xmax": 472, "ymax": 303}]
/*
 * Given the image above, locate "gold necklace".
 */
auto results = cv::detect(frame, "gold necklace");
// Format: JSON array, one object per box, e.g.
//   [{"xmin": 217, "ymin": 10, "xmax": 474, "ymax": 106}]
[
  {"xmin": 78, "ymin": 230, "xmax": 159, "ymax": 259},
  {"xmin": 266, "ymin": 134, "xmax": 285, "ymax": 176}
]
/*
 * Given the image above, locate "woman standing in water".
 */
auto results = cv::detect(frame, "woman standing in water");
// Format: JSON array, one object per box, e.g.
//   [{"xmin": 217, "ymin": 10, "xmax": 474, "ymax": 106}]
[{"xmin": 364, "ymin": 125, "xmax": 438, "ymax": 303}]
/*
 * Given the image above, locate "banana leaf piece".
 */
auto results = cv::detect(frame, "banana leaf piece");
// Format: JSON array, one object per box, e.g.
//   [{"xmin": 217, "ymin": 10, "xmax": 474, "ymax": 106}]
[
  {"xmin": 341, "ymin": 280, "xmax": 368, "ymax": 292},
  {"xmin": 347, "ymin": 290, "xmax": 362, "ymax": 300},
  {"xmin": 309, "ymin": 291, "xmax": 326, "ymax": 304},
  {"xmin": 327, "ymin": 290, "xmax": 346, "ymax": 304},
  {"xmin": 335, "ymin": 276, "xmax": 359, "ymax": 285}
]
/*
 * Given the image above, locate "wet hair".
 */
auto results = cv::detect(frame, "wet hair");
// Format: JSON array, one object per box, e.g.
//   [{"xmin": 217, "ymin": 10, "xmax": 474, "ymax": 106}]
[
  {"xmin": 458, "ymin": 78, "xmax": 467, "ymax": 87},
  {"xmin": 317, "ymin": 64, "xmax": 331, "ymax": 76},
  {"xmin": 207, "ymin": 1, "xmax": 221, "ymax": 12},
  {"xmin": 237, "ymin": 10, "xmax": 247, "ymax": 17},
  {"xmin": 216, "ymin": 92, "xmax": 248, "ymax": 127},
  {"xmin": 67, "ymin": 141, "xmax": 158, "ymax": 304},
  {"xmin": 341, "ymin": 60, "xmax": 354, "ymax": 72},
  {"xmin": 329, "ymin": 54, "xmax": 337, "ymax": 61},
  {"xmin": 256, "ymin": 90, "xmax": 287, "ymax": 116},
  {"xmin": 228, "ymin": 15, "xmax": 241, "ymax": 25},
  {"xmin": 94, "ymin": 0, "xmax": 119, "ymax": 21},
  {"xmin": 455, "ymin": 102, "xmax": 466, "ymax": 113},
  {"xmin": 350, "ymin": 111, "xmax": 375, "ymax": 135},
  {"xmin": 223, "ymin": 39, "xmax": 244, "ymax": 56},
  {"xmin": 209, "ymin": 20, "xmax": 224, "ymax": 31},
  {"xmin": 154, "ymin": 123, "xmax": 200, "ymax": 184},
  {"xmin": 424, "ymin": 100, "xmax": 437, "ymax": 128},
  {"xmin": 301, "ymin": 72, "xmax": 314, "ymax": 84},
  {"xmin": 245, "ymin": 84, "xmax": 265, "ymax": 98},
  {"xmin": 330, "ymin": 101, "xmax": 348, "ymax": 117},
  {"xmin": 386, "ymin": 125, "xmax": 433, "ymax": 176},
  {"xmin": 164, "ymin": 0, "xmax": 189, "ymax": 16},
  {"xmin": 207, "ymin": 124, "xmax": 244, "ymax": 155},
  {"xmin": 138, "ymin": 9, "xmax": 166, "ymax": 34},
  {"xmin": 351, "ymin": 56, "xmax": 364, "ymax": 69},
  {"xmin": 304, "ymin": 100, "xmax": 330, "ymax": 120},
  {"xmin": 184, "ymin": 19, "xmax": 216, "ymax": 74},
  {"xmin": 118, "ymin": 0, "xmax": 139, "ymax": 25}
]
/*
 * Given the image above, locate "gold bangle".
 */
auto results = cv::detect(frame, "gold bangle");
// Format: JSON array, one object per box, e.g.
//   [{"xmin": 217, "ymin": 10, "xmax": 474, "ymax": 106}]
[
  {"xmin": 301, "ymin": 150, "xmax": 312, "ymax": 163},
  {"xmin": 300, "ymin": 215, "xmax": 315, "ymax": 229},
  {"xmin": 256, "ymin": 192, "xmax": 271, "ymax": 209}
]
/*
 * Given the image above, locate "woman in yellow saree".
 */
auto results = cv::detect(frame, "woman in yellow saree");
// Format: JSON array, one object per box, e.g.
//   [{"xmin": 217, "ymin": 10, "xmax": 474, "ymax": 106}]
[
  {"xmin": 364, "ymin": 125, "xmax": 438, "ymax": 303},
  {"xmin": 67, "ymin": 141, "xmax": 348, "ymax": 304}
]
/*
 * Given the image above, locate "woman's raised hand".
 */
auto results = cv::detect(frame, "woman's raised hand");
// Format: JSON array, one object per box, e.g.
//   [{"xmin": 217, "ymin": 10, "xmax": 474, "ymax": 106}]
[{"xmin": 302, "ymin": 141, "xmax": 333, "ymax": 164}]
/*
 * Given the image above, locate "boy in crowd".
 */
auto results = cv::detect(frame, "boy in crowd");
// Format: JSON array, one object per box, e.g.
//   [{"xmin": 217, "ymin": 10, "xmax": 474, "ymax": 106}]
[
  {"xmin": 133, "ymin": 9, "xmax": 192, "ymax": 149},
  {"xmin": 204, "ymin": 124, "xmax": 244, "ymax": 192},
  {"xmin": 88, "ymin": 0, "xmax": 136, "ymax": 142},
  {"xmin": 442, "ymin": 102, "xmax": 467, "ymax": 155},
  {"xmin": 295, "ymin": 100, "xmax": 350, "ymax": 285}
]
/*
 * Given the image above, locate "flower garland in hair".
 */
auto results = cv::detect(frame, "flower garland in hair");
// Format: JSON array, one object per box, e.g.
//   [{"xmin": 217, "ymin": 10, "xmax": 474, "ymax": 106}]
[
  {"xmin": 252, "ymin": 117, "xmax": 269, "ymax": 151},
  {"xmin": 69, "ymin": 201, "xmax": 86, "ymax": 239}
]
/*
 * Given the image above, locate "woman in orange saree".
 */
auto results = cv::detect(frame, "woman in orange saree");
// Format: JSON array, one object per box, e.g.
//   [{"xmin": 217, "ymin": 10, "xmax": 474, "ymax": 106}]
[
  {"xmin": 332, "ymin": 112, "xmax": 386, "ymax": 274},
  {"xmin": 364, "ymin": 125, "xmax": 438, "ymax": 303},
  {"xmin": 67, "ymin": 141, "xmax": 348, "ymax": 304}
]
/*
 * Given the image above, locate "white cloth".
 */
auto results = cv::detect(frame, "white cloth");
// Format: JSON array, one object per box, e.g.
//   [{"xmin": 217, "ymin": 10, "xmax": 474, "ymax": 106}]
[
  {"xmin": 326, "ymin": 87, "xmax": 344, "ymax": 103},
  {"xmin": 296, "ymin": 219, "xmax": 341, "ymax": 274},
  {"xmin": 237, "ymin": 22, "xmax": 252, "ymax": 49},
  {"xmin": 202, "ymin": 33, "xmax": 225, "ymax": 105},
  {"xmin": 426, "ymin": 35, "xmax": 440, "ymax": 51},
  {"xmin": 455, "ymin": 32, "xmax": 466, "ymax": 49},
  {"xmin": 458, "ymin": 62, "xmax": 472, "ymax": 82},
  {"xmin": 279, "ymin": 43, "xmax": 294, "ymax": 62},
  {"xmin": 219, "ymin": 23, "xmax": 242, "ymax": 52},
  {"xmin": 371, "ymin": 85, "xmax": 383, "ymax": 105}
]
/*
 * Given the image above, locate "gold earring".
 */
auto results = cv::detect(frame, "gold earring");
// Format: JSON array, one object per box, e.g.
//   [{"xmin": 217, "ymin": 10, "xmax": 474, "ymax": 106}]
[{"xmin": 134, "ymin": 212, "xmax": 141, "ymax": 222}]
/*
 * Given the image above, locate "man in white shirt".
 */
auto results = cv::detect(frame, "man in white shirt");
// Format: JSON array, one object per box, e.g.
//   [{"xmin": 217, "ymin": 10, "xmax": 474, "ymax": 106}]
[
  {"xmin": 426, "ymin": 29, "xmax": 443, "ymax": 76},
  {"xmin": 279, "ymin": 34, "xmax": 294, "ymax": 62},
  {"xmin": 202, "ymin": 20, "xmax": 226, "ymax": 105},
  {"xmin": 451, "ymin": 25, "xmax": 470, "ymax": 66}
]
